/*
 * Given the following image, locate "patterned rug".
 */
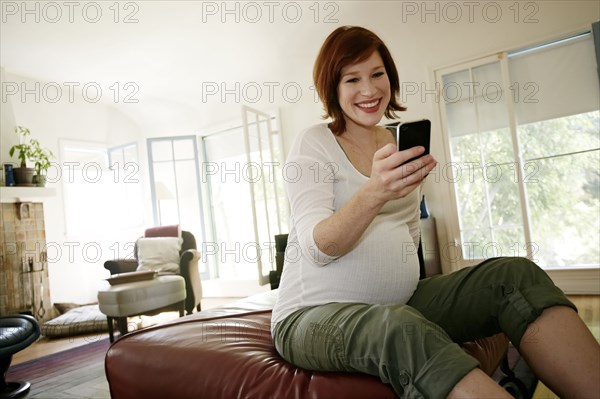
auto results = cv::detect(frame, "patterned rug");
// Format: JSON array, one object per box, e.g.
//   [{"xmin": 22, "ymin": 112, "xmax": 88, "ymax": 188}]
[{"xmin": 6, "ymin": 338, "xmax": 111, "ymax": 398}]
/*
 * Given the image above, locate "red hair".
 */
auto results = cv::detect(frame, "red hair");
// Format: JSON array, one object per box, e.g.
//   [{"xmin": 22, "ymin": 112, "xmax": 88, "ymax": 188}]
[{"xmin": 313, "ymin": 26, "xmax": 406, "ymax": 135}]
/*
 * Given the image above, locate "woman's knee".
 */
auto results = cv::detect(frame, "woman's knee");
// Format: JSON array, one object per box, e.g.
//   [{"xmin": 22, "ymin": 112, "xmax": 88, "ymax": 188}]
[
  {"xmin": 505, "ymin": 256, "xmax": 544, "ymax": 274},
  {"xmin": 489, "ymin": 257, "xmax": 576, "ymax": 348},
  {"xmin": 479, "ymin": 256, "xmax": 551, "ymax": 288}
]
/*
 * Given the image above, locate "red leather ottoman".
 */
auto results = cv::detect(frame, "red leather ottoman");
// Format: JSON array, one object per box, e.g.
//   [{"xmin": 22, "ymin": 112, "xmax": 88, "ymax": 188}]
[{"xmin": 104, "ymin": 291, "xmax": 508, "ymax": 398}]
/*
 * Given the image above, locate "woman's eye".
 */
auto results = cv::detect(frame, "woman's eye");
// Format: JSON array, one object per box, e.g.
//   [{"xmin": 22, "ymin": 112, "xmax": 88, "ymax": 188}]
[
  {"xmin": 346, "ymin": 77, "xmax": 359, "ymax": 83},
  {"xmin": 373, "ymin": 71, "xmax": 385, "ymax": 78}
]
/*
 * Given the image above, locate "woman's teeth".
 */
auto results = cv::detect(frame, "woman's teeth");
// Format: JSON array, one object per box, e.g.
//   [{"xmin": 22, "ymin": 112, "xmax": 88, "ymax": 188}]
[{"xmin": 357, "ymin": 100, "xmax": 379, "ymax": 108}]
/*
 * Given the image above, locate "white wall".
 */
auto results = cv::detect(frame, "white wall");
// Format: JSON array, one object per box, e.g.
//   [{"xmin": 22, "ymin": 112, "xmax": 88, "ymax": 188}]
[
  {"xmin": 1, "ymin": 1, "xmax": 598, "ymax": 302},
  {"xmin": 1, "ymin": 71, "xmax": 145, "ymax": 303}
]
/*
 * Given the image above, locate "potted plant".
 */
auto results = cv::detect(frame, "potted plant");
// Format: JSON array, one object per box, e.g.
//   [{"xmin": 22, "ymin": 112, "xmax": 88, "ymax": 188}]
[
  {"xmin": 8, "ymin": 126, "xmax": 36, "ymax": 186},
  {"xmin": 31, "ymin": 139, "xmax": 55, "ymax": 187},
  {"xmin": 8, "ymin": 126, "xmax": 54, "ymax": 186}
]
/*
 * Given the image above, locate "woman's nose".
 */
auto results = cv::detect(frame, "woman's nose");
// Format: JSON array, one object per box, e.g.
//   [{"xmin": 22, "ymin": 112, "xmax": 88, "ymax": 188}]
[{"xmin": 359, "ymin": 80, "xmax": 376, "ymax": 96}]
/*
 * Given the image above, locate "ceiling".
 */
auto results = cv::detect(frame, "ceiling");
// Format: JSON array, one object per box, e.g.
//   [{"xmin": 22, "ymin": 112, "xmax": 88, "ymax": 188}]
[
  {"xmin": 2, "ymin": 1, "xmax": 598, "ymax": 136},
  {"xmin": 1, "ymin": 1, "xmax": 346, "ymax": 130}
]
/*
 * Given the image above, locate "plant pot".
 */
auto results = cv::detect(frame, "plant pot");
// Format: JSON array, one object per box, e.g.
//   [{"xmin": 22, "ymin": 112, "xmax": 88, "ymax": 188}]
[
  {"xmin": 32, "ymin": 174, "xmax": 47, "ymax": 187},
  {"xmin": 13, "ymin": 167, "xmax": 36, "ymax": 186}
]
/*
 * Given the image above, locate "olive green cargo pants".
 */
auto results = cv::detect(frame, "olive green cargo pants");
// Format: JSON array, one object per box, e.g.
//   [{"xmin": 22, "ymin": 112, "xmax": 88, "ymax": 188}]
[{"xmin": 273, "ymin": 257, "xmax": 576, "ymax": 398}]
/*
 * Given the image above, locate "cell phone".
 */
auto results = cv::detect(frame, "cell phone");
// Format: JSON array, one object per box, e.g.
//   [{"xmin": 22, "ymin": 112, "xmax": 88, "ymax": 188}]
[{"xmin": 389, "ymin": 119, "xmax": 431, "ymax": 165}]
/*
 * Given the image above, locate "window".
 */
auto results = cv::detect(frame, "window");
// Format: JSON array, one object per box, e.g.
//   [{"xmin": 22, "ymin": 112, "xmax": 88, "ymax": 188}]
[
  {"xmin": 147, "ymin": 137, "xmax": 206, "ymax": 275},
  {"xmin": 60, "ymin": 140, "xmax": 143, "ymax": 237},
  {"xmin": 436, "ymin": 31, "xmax": 599, "ymax": 268},
  {"xmin": 108, "ymin": 143, "xmax": 144, "ymax": 229}
]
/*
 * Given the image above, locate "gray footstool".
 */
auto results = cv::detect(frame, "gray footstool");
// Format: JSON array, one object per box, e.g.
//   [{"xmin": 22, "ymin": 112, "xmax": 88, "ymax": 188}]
[{"xmin": 98, "ymin": 275, "xmax": 186, "ymax": 342}]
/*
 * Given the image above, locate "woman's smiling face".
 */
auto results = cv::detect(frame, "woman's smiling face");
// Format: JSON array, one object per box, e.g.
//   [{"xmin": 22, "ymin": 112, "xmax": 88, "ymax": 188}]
[{"xmin": 337, "ymin": 51, "xmax": 391, "ymax": 130}]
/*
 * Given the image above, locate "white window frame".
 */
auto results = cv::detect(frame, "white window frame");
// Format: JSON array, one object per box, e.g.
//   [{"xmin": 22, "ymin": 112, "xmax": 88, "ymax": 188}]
[
  {"xmin": 435, "ymin": 53, "xmax": 535, "ymax": 269},
  {"xmin": 242, "ymin": 105, "xmax": 287, "ymax": 285}
]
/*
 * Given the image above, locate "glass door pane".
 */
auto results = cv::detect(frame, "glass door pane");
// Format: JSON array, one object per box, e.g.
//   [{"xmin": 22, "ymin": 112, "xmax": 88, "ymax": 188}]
[
  {"xmin": 147, "ymin": 136, "xmax": 206, "ymax": 276},
  {"xmin": 202, "ymin": 107, "xmax": 286, "ymax": 283},
  {"xmin": 244, "ymin": 108, "xmax": 283, "ymax": 284},
  {"xmin": 203, "ymin": 127, "xmax": 256, "ymax": 280}
]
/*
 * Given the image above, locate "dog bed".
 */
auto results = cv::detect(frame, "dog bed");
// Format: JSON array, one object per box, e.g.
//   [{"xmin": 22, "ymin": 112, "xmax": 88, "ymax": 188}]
[{"xmin": 41, "ymin": 303, "xmax": 108, "ymax": 338}]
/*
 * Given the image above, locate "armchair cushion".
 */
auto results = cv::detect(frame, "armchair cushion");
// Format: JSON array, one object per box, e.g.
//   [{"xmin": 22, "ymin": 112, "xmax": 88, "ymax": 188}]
[{"xmin": 136, "ymin": 237, "xmax": 183, "ymax": 274}]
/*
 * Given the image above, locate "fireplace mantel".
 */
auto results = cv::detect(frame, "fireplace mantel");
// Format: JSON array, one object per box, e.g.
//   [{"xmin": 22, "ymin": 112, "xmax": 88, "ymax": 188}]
[{"xmin": 0, "ymin": 186, "xmax": 56, "ymax": 203}]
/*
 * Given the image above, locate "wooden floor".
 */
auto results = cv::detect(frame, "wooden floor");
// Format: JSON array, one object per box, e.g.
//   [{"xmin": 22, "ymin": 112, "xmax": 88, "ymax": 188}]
[{"xmin": 10, "ymin": 295, "xmax": 600, "ymax": 398}]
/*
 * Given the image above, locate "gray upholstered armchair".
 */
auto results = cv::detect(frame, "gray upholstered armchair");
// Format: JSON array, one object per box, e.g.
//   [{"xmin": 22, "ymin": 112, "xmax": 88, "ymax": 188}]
[{"xmin": 104, "ymin": 229, "xmax": 203, "ymax": 315}]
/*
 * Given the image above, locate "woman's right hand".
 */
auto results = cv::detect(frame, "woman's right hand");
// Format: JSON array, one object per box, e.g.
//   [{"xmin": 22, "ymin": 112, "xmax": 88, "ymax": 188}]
[{"xmin": 368, "ymin": 143, "xmax": 437, "ymax": 204}]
